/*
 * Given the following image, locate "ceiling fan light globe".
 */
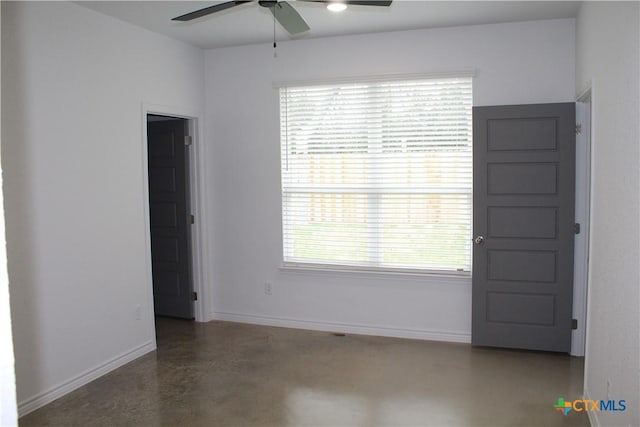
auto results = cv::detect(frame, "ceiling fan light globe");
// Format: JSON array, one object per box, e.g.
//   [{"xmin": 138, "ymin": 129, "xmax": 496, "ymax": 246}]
[{"xmin": 327, "ymin": 2, "xmax": 348, "ymax": 12}]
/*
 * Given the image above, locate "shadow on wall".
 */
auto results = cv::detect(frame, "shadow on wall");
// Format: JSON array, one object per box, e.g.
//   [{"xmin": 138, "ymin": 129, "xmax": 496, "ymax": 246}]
[{"xmin": 2, "ymin": 10, "xmax": 44, "ymax": 408}]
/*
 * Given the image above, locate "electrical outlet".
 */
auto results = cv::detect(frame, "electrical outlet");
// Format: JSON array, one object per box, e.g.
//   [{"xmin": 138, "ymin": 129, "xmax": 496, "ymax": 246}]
[
  {"xmin": 264, "ymin": 282, "xmax": 272, "ymax": 295},
  {"xmin": 135, "ymin": 304, "xmax": 141, "ymax": 320}
]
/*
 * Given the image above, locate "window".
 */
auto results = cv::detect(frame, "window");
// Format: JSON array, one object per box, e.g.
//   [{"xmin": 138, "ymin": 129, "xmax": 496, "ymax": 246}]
[{"xmin": 279, "ymin": 76, "xmax": 472, "ymax": 274}]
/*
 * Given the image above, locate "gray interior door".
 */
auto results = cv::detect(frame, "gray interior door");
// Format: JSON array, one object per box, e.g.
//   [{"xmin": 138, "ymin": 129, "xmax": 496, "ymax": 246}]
[
  {"xmin": 147, "ymin": 116, "xmax": 194, "ymax": 319},
  {"xmin": 472, "ymin": 103, "xmax": 575, "ymax": 352}
]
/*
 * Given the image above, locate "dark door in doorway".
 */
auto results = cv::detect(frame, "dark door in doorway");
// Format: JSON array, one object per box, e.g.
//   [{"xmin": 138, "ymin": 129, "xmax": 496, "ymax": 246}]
[
  {"xmin": 472, "ymin": 103, "xmax": 575, "ymax": 352},
  {"xmin": 147, "ymin": 116, "xmax": 193, "ymax": 319}
]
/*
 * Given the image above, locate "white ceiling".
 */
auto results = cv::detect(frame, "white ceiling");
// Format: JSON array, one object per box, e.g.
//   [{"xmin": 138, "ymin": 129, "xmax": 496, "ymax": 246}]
[{"xmin": 77, "ymin": 1, "xmax": 581, "ymax": 49}]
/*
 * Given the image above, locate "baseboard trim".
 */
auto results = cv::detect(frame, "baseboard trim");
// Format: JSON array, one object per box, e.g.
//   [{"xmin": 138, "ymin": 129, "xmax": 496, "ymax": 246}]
[
  {"xmin": 583, "ymin": 388, "xmax": 598, "ymax": 427},
  {"xmin": 211, "ymin": 311, "xmax": 471, "ymax": 344},
  {"xmin": 18, "ymin": 340, "xmax": 156, "ymax": 417}
]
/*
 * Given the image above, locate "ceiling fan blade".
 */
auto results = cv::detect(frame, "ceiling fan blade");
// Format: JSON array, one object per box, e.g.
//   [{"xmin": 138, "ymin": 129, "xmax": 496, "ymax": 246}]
[
  {"xmin": 270, "ymin": 1, "xmax": 310, "ymax": 34},
  {"xmin": 343, "ymin": 0, "xmax": 392, "ymax": 6},
  {"xmin": 172, "ymin": 1, "xmax": 253, "ymax": 22},
  {"xmin": 297, "ymin": 0, "xmax": 392, "ymax": 6}
]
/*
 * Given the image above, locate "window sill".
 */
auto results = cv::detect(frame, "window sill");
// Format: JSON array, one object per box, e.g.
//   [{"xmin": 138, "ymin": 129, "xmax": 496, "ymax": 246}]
[{"xmin": 279, "ymin": 262, "xmax": 471, "ymax": 282}]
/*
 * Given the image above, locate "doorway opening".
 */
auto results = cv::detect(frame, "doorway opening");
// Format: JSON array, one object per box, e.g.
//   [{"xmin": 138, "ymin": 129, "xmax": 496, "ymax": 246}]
[{"xmin": 146, "ymin": 114, "xmax": 195, "ymax": 320}]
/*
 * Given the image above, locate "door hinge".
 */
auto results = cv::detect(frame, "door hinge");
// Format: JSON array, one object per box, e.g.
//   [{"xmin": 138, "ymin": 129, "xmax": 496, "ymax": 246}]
[
  {"xmin": 575, "ymin": 123, "xmax": 582, "ymax": 135},
  {"xmin": 574, "ymin": 223, "xmax": 581, "ymax": 234},
  {"xmin": 185, "ymin": 135, "xmax": 193, "ymax": 146},
  {"xmin": 572, "ymin": 319, "xmax": 578, "ymax": 330},
  {"xmin": 191, "ymin": 291, "xmax": 198, "ymax": 301},
  {"xmin": 189, "ymin": 214, "xmax": 195, "ymax": 225}
]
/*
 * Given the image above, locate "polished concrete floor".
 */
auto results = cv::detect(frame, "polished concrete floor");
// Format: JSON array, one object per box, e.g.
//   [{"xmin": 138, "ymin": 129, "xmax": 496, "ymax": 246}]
[{"xmin": 21, "ymin": 318, "xmax": 588, "ymax": 426}]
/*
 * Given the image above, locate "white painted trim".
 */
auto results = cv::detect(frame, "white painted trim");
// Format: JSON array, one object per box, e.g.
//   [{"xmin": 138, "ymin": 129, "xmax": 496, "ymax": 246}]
[
  {"xmin": 280, "ymin": 263, "xmax": 471, "ymax": 280},
  {"xmin": 141, "ymin": 103, "xmax": 211, "ymax": 323},
  {"xmin": 211, "ymin": 311, "xmax": 471, "ymax": 344},
  {"xmin": 583, "ymin": 388, "xmax": 600, "ymax": 427},
  {"xmin": 140, "ymin": 108, "xmax": 158, "ymax": 345},
  {"xmin": 280, "ymin": 263, "xmax": 472, "ymax": 283},
  {"xmin": 17, "ymin": 341, "xmax": 155, "ymax": 417},
  {"xmin": 186, "ymin": 116, "xmax": 213, "ymax": 323},
  {"xmin": 571, "ymin": 90, "xmax": 592, "ymax": 357},
  {"xmin": 582, "ymin": 82, "xmax": 598, "ymax": 421}
]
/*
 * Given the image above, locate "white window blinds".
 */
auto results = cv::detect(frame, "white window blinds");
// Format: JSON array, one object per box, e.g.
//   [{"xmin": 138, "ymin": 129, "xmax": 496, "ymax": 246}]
[{"xmin": 280, "ymin": 76, "xmax": 472, "ymax": 274}]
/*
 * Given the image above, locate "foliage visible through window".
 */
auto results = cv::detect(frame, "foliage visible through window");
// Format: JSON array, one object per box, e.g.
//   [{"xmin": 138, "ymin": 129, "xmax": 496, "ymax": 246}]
[{"xmin": 280, "ymin": 77, "xmax": 472, "ymax": 273}]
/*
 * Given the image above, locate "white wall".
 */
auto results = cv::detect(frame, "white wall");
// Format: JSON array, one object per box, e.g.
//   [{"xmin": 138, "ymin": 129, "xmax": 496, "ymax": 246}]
[
  {"xmin": 1, "ymin": 1, "xmax": 204, "ymax": 414},
  {"xmin": 205, "ymin": 20, "xmax": 575, "ymax": 340},
  {"xmin": 576, "ymin": 3, "xmax": 640, "ymax": 426}
]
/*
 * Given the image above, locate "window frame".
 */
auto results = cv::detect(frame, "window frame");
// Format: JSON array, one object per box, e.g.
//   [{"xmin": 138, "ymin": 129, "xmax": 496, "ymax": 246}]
[{"xmin": 278, "ymin": 72, "xmax": 474, "ymax": 276}]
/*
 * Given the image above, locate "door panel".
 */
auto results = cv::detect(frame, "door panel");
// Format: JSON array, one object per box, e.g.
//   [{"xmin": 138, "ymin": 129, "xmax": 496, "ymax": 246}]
[
  {"xmin": 472, "ymin": 103, "xmax": 575, "ymax": 352},
  {"xmin": 487, "ymin": 206, "xmax": 557, "ymax": 239},
  {"xmin": 486, "ymin": 292, "xmax": 556, "ymax": 325},
  {"xmin": 487, "ymin": 250, "xmax": 557, "ymax": 283},
  {"xmin": 487, "ymin": 162, "xmax": 558, "ymax": 194},
  {"xmin": 147, "ymin": 117, "xmax": 193, "ymax": 319}
]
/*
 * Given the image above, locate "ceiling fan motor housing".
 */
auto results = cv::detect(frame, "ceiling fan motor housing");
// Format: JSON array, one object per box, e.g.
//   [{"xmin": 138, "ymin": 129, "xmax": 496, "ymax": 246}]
[{"xmin": 258, "ymin": 1, "xmax": 278, "ymax": 8}]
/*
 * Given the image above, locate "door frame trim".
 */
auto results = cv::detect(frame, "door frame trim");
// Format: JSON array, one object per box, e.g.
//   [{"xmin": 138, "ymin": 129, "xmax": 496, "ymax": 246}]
[
  {"xmin": 571, "ymin": 89, "xmax": 593, "ymax": 356},
  {"xmin": 141, "ymin": 103, "xmax": 210, "ymax": 327}
]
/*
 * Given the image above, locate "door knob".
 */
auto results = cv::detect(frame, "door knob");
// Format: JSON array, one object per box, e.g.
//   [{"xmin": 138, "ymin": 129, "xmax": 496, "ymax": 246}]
[{"xmin": 474, "ymin": 235, "xmax": 485, "ymax": 245}]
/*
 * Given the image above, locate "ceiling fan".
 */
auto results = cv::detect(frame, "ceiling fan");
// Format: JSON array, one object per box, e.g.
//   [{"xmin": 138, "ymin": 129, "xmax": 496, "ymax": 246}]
[{"xmin": 172, "ymin": 1, "xmax": 393, "ymax": 36}]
